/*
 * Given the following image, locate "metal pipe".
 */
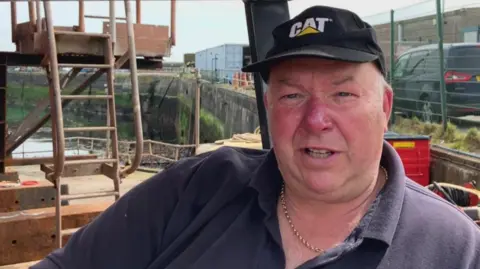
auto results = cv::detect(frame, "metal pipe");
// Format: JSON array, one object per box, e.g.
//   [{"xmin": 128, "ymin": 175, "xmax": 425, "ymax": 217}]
[
  {"xmin": 389, "ymin": 9, "xmax": 395, "ymax": 126},
  {"xmin": 435, "ymin": 0, "xmax": 447, "ymax": 132},
  {"xmin": 194, "ymin": 71, "xmax": 200, "ymax": 151},
  {"xmin": 43, "ymin": 0, "xmax": 65, "ymax": 249},
  {"xmin": 78, "ymin": 0, "xmax": 85, "ymax": 32},
  {"xmin": 85, "ymin": 15, "xmax": 126, "ymax": 21},
  {"xmin": 120, "ymin": 0, "xmax": 143, "ymax": 178},
  {"xmin": 28, "ymin": 0, "xmax": 36, "ymax": 26},
  {"xmin": 35, "ymin": 0, "xmax": 41, "ymax": 33},
  {"xmin": 170, "ymin": 0, "xmax": 176, "ymax": 46},
  {"xmin": 10, "ymin": 1, "xmax": 17, "ymax": 42},
  {"xmin": 43, "ymin": 0, "xmax": 65, "ymax": 182},
  {"xmin": 136, "ymin": 0, "xmax": 141, "ymax": 24},
  {"xmin": 105, "ymin": 86, "xmax": 110, "ymax": 158}
]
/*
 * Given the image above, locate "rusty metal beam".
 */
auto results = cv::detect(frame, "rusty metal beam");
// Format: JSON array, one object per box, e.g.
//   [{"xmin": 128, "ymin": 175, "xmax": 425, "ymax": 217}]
[
  {"xmin": 0, "ymin": 52, "xmax": 162, "ymax": 69},
  {"xmin": 0, "ymin": 202, "xmax": 111, "ymax": 266},
  {"xmin": 0, "ymin": 182, "xmax": 68, "ymax": 213},
  {"xmin": 5, "ymin": 154, "xmax": 97, "ymax": 167}
]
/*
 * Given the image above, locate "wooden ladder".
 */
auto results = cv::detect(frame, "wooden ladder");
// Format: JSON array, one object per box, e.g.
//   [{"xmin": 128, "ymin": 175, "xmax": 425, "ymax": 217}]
[{"xmin": 40, "ymin": 0, "xmax": 140, "ymax": 248}]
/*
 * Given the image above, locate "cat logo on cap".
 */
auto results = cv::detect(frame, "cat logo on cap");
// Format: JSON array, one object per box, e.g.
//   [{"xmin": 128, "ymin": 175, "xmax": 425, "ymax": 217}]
[{"xmin": 289, "ymin": 17, "xmax": 333, "ymax": 38}]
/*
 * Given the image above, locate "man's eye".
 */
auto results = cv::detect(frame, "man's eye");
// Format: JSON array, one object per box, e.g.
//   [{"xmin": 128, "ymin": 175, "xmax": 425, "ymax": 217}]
[
  {"xmin": 282, "ymin": 93, "xmax": 300, "ymax": 99},
  {"xmin": 337, "ymin": 92, "xmax": 354, "ymax": 97}
]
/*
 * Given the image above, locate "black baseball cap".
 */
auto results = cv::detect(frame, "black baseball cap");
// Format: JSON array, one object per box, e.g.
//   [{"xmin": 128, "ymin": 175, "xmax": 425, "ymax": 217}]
[{"xmin": 242, "ymin": 5, "xmax": 386, "ymax": 82}]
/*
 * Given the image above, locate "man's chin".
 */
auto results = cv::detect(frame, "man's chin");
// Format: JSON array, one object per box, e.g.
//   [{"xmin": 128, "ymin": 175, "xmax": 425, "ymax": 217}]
[{"xmin": 301, "ymin": 172, "xmax": 347, "ymax": 196}]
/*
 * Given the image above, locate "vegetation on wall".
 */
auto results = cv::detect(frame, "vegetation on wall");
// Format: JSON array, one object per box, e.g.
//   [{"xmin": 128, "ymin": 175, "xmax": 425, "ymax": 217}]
[
  {"xmin": 177, "ymin": 95, "xmax": 224, "ymax": 144},
  {"xmin": 6, "ymin": 78, "xmax": 225, "ymax": 145},
  {"xmin": 393, "ymin": 117, "xmax": 480, "ymax": 154}
]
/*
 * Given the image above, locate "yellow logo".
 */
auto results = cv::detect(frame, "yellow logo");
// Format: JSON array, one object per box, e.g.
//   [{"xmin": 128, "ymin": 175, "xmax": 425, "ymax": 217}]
[{"xmin": 289, "ymin": 17, "xmax": 333, "ymax": 38}]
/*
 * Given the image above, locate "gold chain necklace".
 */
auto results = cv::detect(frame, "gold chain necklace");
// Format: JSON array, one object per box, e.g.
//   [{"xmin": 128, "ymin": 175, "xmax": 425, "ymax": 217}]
[{"xmin": 280, "ymin": 165, "xmax": 388, "ymax": 253}]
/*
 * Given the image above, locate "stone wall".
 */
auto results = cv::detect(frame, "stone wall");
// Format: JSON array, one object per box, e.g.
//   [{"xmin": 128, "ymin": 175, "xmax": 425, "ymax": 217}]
[{"xmin": 200, "ymin": 83, "xmax": 259, "ymax": 138}]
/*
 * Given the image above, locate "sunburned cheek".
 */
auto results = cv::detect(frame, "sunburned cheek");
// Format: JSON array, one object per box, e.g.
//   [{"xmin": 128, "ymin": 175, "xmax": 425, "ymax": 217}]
[{"xmin": 270, "ymin": 112, "xmax": 300, "ymax": 136}]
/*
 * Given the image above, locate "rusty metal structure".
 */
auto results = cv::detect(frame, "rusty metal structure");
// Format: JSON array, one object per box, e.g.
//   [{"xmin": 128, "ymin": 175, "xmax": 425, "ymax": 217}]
[{"xmin": 2, "ymin": 0, "xmax": 177, "ymax": 249}]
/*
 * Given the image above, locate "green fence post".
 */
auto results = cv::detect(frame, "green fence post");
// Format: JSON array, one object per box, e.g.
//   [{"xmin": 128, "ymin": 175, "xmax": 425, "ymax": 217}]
[
  {"xmin": 389, "ymin": 9, "xmax": 395, "ymax": 126},
  {"xmin": 435, "ymin": 0, "xmax": 447, "ymax": 131}
]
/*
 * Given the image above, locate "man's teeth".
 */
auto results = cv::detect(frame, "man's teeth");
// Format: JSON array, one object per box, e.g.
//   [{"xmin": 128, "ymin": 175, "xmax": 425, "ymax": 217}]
[{"xmin": 306, "ymin": 148, "xmax": 333, "ymax": 158}]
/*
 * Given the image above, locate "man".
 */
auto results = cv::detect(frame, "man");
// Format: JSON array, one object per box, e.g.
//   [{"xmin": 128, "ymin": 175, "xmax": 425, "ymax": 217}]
[{"xmin": 32, "ymin": 5, "xmax": 479, "ymax": 269}]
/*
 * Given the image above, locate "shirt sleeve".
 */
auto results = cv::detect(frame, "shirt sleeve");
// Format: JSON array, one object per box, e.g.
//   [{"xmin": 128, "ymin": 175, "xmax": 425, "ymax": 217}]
[{"xmin": 29, "ymin": 155, "xmax": 208, "ymax": 269}]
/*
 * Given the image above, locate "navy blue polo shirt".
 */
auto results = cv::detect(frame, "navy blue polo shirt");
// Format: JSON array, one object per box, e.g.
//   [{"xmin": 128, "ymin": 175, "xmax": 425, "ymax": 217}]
[{"xmin": 32, "ymin": 141, "xmax": 480, "ymax": 269}]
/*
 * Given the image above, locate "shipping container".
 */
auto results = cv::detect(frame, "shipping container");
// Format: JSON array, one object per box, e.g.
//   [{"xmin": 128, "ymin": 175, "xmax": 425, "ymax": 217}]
[{"xmin": 195, "ymin": 44, "xmax": 249, "ymax": 82}]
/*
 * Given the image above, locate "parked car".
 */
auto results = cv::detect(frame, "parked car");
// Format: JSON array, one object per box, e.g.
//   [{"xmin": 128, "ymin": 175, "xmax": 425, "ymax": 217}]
[{"xmin": 391, "ymin": 43, "xmax": 480, "ymax": 122}]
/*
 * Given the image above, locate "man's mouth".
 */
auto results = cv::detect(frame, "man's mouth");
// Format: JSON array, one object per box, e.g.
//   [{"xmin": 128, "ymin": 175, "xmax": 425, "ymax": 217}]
[{"xmin": 304, "ymin": 148, "xmax": 335, "ymax": 158}]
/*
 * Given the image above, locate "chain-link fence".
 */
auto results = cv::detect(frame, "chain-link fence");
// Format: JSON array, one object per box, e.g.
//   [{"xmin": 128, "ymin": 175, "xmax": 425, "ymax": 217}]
[{"xmin": 365, "ymin": 0, "xmax": 480, "ymax": 155}]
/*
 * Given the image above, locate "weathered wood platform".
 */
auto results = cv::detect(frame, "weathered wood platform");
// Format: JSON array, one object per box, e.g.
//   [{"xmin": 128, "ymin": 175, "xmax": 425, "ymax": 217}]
[
  {"xmin": 0, "ymin": 166, "xmax": 156, "ymax": 267},
  {"xmin": 0, "ymin": 202, "xmax": 111, "ymax": 266},
  {"xmin": 0, "ymin": 181, "xmax": 68, "ymax": 213}
]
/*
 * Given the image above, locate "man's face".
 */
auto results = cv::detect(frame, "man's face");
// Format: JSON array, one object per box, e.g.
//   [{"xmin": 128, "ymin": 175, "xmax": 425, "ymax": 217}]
[{"xmin": 265, "ymin": 58, "xmax": 393, "ymax": 200}]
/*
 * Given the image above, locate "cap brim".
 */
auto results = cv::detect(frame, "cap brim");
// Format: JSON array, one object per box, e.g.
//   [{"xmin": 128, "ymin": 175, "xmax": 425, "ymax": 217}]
[{"xmin": 242, "ymin": 44, "xmax": 378, "ymax": 75}]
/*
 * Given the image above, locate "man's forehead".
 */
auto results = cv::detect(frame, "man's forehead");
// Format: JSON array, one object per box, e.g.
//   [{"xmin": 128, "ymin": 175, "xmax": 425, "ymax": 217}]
[
  {"xmin": 272, "ymin": 58, "xmax": 363, "ymax": 74},
  {"xmin": 269, "ymin": 58, "xmax": 366, "ymax": 80}
]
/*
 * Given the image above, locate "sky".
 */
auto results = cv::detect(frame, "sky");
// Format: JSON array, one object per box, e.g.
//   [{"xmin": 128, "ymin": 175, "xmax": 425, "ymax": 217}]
[{"xmin": 0, "ymin": 0, "xmax": 467, "ymax": 62}]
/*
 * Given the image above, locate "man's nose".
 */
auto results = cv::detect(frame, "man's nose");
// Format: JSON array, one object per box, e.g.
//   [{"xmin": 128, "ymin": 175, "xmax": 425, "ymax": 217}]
[{"xmin": 302, "ymin": 101, "xmax": 333, "ymax": 132}]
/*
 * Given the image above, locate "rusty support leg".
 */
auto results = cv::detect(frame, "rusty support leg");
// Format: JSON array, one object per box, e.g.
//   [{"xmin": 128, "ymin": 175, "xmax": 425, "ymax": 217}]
[
  {"xmin": 35, "ymin": 0, "xmax": 41, "ymax": 33},
  {"xmin": 10, "ymin": 1, "xmax": 17, "ymax": 42},
  {"xmin": 136, "ymin": 0, "xmax": 141, "ymax": 24},
  {"xmin": 78, "ymin": 0, "xmax": 85, "ymax": 32},
  {"xmin": 0, "ymin": 55, "xmax": 6, "ymax": 174},
  {"xmin": 170, "ymin": 0, "xmax": 176, "ymax": 46},
  {"xmin": 28, "ymin": 0, "xmax": 36, "ymax": 26}
]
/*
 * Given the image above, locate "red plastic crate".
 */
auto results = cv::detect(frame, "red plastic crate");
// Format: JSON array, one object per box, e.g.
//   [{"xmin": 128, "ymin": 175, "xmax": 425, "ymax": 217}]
[{"xmin": 385, "ymin": 133, "xmax": 431, "ymax": 186}]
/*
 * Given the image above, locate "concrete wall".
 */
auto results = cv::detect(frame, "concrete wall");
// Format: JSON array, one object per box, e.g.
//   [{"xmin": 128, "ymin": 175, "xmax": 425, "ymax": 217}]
[{"xmin": 372, "ymin": 7, "xmax": 480, "ymax": 69}]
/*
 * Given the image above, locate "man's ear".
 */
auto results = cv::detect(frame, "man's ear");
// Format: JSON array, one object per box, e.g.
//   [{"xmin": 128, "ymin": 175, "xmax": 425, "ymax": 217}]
[{"xmin": 383, "ymin": 85, "xmax": 394, "ymax": 132}]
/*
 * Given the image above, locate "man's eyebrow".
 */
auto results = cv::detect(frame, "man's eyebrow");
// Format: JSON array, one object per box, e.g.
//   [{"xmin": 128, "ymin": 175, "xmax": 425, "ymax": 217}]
[
  {"xmin": 332, "ymin": 75, "xmax": 354, "ymax": 85},
  {"xmin": 275, "ymin": 78, "xmax": 298, "ymax": 86}
]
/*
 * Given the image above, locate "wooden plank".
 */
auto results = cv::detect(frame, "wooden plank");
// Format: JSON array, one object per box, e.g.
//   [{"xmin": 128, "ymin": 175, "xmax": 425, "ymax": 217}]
[
  {"xmin": 0, "ymin": 181, "xmax": 69, "ymax": 213},
  {"xmin": 0, "ymin": 202, "xmax": 111, "ymax": 266}
]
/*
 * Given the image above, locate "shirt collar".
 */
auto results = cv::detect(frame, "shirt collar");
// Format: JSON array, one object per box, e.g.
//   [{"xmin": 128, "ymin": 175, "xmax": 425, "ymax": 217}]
[{"xmin": 248, "ymin": 140, "xmax": 406, "ymax": 246}]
